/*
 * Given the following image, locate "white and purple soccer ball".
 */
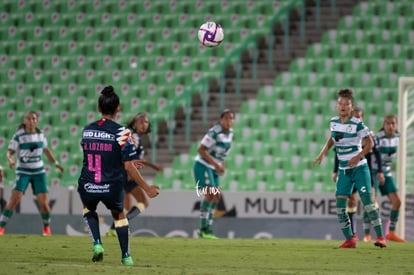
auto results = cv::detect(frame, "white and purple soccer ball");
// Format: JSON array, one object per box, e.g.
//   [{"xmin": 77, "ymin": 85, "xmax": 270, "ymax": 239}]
[{"xmin": 198, "ymin": 22, "xmax": 224, "ymax": 47}]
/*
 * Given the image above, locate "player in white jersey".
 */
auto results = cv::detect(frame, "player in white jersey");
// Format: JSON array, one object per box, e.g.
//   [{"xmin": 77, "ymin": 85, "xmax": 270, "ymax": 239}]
[
  {"xmin": 0, "ymin": 111, "xmax": 64, "ymax": 236},
  {"xmin": 332, "ymin": 107, "xmax": 371, "ymax": 241},
  {"xmin": 313, "ymin": 89, "xmax": 386, "ymax": 248},
  {"xmin": 371, "ymin": 115, "xmax": 405, "ymax": 242},
  {"xmin": 194, "ymin": 109, "xmax": 235, "ymax": 239}
]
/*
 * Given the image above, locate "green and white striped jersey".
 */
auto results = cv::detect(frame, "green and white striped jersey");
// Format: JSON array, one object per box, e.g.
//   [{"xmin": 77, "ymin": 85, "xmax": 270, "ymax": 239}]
[
  {"xmin": 8, "ymin": 128, "xmax": 48, "ymax": 175},
  {"xmin": 330, "ymin": 116, "xmax": 371, "ymax": 169},
  {"xmin": 195, "ymin": 123, "xmax": 233, "ymax": 170},
  {"xmin": 371, "ymin": 130, "xmax": 399, "ymax": 175}
]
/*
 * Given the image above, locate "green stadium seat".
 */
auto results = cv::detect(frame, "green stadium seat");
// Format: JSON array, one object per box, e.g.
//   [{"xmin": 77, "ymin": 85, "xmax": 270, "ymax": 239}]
[
  {"xmin": 293, "ymin": 179, "xmax": 316, "ymax": 193},
  {"xmin": 0, "ymin": 0, "xmax": 402, "ymax": 192},
  {"xmin": 227, "ymin": 153, "xmax": 249, "ymax": 172},
  {"xmin": 153, "ymin": 172, "xmax": 173, "ymax": 190},
  {"xmin": 262, "ymin": 168, "xmax": 286, "ymax": 192},
  {"xmin": 321, "ymin": 179, "xmax": 337, "ymax": 193}
]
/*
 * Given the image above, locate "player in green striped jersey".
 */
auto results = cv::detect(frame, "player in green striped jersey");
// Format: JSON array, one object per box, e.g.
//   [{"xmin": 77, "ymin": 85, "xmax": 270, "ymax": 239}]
[
  {"xmin": 332, "ymin": 107, "xmax": 368, "ymax": 241},
  {"xmin": 0, "ymin": 111, "xmax": 64, "ymax": 236},
  {"xmin": 194, "ymin": 109, "xmax": 235, "ymax": 239},
  {"xmin": 371, "ymin": 115, "xmax": 405, "ymax": 242},
  {"xmin": 314, "ymin": 89, "xmax": 386, "ymax": 248}
]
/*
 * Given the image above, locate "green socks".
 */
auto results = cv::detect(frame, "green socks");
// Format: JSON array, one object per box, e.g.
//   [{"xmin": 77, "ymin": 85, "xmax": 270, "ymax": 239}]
[
  {"xmin": 41, "ymin": 212, "xmax": 51, "ymax": 227},
  {"xmin": 389, "ymin": 209, "xmax": 399, "ymax": 232},
  {"xmin": 0, "ymin": 209, "xmax": 13, "ymax": 227},
  {"xmin": 336, "ymin": 198, "xmax": 353, "ymax": 240},
  {"xmin": 200, "ymin": 200, "xmax": 211, "ymax": 231},
  {"xmin": 200, "ymin": 201, "xmax": 217, "ymax": 231}
]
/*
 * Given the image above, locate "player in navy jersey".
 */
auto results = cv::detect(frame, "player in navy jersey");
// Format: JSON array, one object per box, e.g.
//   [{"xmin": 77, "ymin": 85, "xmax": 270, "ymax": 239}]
[
  {"xmin": 106, "ymin": 112, "xmax": 163, "ymax": 237},
  {"xmin": 194, "ymin": 109, "xmax": 235, "ymax": 239},
  {"xmin": 313, "ymin": 89, "xmax": 386, "ymax": 248},
  {"xmin": 0, "ymin": 111, "xmax": 64, "ymax": 236},
  {"xmin": 78, "ymin": 86, "xmax": 159, "ymax": 266}
]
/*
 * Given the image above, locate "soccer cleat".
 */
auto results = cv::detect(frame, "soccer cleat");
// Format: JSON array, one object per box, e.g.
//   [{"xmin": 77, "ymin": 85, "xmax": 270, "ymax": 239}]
[
  {"xmin": 199, "ymin": 230, "xmax": 219, "ymax": 239},
  {"xmin": 363, "ymin": 234, "xmax": 372, "ymax": 242},
  {"xmin": 92, "ymin": 244, "xmax": 104, "ymax": 262},
  {"xmin": 338, "ymin": 238, "xmax": 356, "ymax": 248},
  {"xmin": 0, "ymin": 227, "xmax": 4, "ymax": 235},
  {"xmin": 351, "ymin": 233, "xmax": 358, "ymax": 241},
  {"xmin": 386, "ymin": 231, "xmax": 405, "ymax": 243},
  {"xmin": 121, "ymin": 256, "xmax": 134, "ymax": 266},
  {"xmin": 42, "ymin": 226, "xmax": 51, "ymax": 236},
  {"xmin": 105, "ymin": 229, "xmax": 117, "ymax": 237},
  {"xmin": 374, "ymin": 237, "xmax": 387, "ymax": 248}
]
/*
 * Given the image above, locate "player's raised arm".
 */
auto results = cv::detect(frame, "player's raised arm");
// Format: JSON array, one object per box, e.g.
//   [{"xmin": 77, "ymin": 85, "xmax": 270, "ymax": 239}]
[
  {"xmin": 313, "ymin": 137, "xmax": 334, "ymax": 166},
  {"xmin": 124, "ymin": 161, "xmax": 159, "ymax": 198}
]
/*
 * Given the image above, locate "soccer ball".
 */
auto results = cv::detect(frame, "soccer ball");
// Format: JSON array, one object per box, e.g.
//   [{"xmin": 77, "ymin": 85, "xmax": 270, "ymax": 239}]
[{"xmin": 198, "ymin": 22, "xmax": 224, "ymax": 47}]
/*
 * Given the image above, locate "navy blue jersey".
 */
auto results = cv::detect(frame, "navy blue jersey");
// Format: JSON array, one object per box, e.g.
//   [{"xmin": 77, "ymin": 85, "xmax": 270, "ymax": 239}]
[
  {"xmin": 132, "ymin": 132, "xmax": 145, "ymax": 160},
  {"xmin": 123, "ymin": 132, "xmax": 144, "ymax": 192},
  {"xmin": 78, "ymin": 118, "xmax": 138, "ymax": 195}
]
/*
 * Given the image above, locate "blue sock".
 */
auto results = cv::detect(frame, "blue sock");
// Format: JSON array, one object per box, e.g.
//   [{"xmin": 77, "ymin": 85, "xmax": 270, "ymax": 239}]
[
  {"xmin": 84, "ymin": 211, "xmax": 101, "ymax": 245},
  {"xmin": 115, "ymin": 220, "xmax": 130, "ymax": 258}
]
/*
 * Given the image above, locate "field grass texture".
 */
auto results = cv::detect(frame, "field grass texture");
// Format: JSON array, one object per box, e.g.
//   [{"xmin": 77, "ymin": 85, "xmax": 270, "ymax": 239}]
[{"xmin": 0, "ymin": 235, "xmax": 412, "ymax": 274}]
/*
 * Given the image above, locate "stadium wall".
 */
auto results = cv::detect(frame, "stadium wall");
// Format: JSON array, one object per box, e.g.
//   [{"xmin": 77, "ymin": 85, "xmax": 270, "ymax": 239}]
[
  {"xmin": 5, "ymin": 214, "xmax": 345, "ymax": 240},
  {"xmin": 0, "ymin": 187, "xmax": 394, "ymax": 218},
  {"xmin": 2, "ymin": 186, "xmax": 412, "ymax": 240}
]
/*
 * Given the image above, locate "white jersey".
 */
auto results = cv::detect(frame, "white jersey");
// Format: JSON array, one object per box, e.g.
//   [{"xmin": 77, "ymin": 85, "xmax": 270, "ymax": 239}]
[
  {"xmin": 195, "ymin": 123, "xmax": 233, "ymax": 170},
  {"xmin": 8, "ymin": 128, "xmax": 48, "ymax": 175},
  {"xmin": 371, "ymin": 130, "xmax": 399, "ymax": 175},
  {"xmin": 330, "ymin": 116, "xmax": 371, "ymax": 169}
]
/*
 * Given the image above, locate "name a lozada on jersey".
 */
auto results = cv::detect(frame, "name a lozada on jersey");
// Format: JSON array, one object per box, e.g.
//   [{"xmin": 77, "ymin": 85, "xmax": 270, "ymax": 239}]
[{"xmin": 83, "ymin": 142, "xmax": 113, "ymax": 152}]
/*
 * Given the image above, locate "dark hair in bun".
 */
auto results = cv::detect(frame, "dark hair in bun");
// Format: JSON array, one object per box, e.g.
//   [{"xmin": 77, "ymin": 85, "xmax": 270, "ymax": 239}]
[
  {"xmin": 99, "ymin": 85, "xmax": 120, "ymax": 115},
  {"xmin": 101, "ymin": 85, "xmax": 114, "ymax": 96}
]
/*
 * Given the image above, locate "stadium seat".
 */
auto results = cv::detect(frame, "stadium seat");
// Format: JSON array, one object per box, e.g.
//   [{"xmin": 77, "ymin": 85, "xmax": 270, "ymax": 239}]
[{"xmin": 0, "ymin": 0, "xmax": 402, "ymax": 192}]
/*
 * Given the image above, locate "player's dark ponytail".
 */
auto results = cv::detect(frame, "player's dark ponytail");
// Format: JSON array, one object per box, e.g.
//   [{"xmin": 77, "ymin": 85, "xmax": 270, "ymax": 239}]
[{"xmin": 99, "ymin": 85, "xmax": 120, "ymax": 115}]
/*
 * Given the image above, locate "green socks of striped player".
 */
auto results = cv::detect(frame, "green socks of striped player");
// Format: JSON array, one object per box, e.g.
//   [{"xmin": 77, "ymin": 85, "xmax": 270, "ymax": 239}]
[
  {"xmin": 388, "ymin": 209, "xmax": 400, "ymax": 232},
  {"xmin": 208, "ymin": 202, "xmax": 217, "ymax": 229},
  {"xmin": 200, "ymin": 200, "xmax": 210, "ymax": 231},
  {"xmin": 200, "ymin": 200, "xmax": 217, "ymax": 232},
  {"xmin": 336, "ymin": 198, "xmax": 353, "ymax": 240},
  {"xmin": 41, "ymin": 212, "xmax": 51, "ymax": 227},
  {"xmin": 363, "ymin": 210, "xmax": 371, "ymax": 235},
  {"xmin": 360, "ymin": 194, "xmax": 384, "ymax": 237},
  {"xmin": 0, "ymin": 208, "xmax": 13, "ymax": 228}
]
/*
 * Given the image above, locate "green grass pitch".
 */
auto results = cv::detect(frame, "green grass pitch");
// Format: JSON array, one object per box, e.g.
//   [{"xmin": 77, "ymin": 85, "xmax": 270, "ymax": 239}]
[{"xmin": 0, "ymin": 235, "xmax": 412, "ymax": 274}]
